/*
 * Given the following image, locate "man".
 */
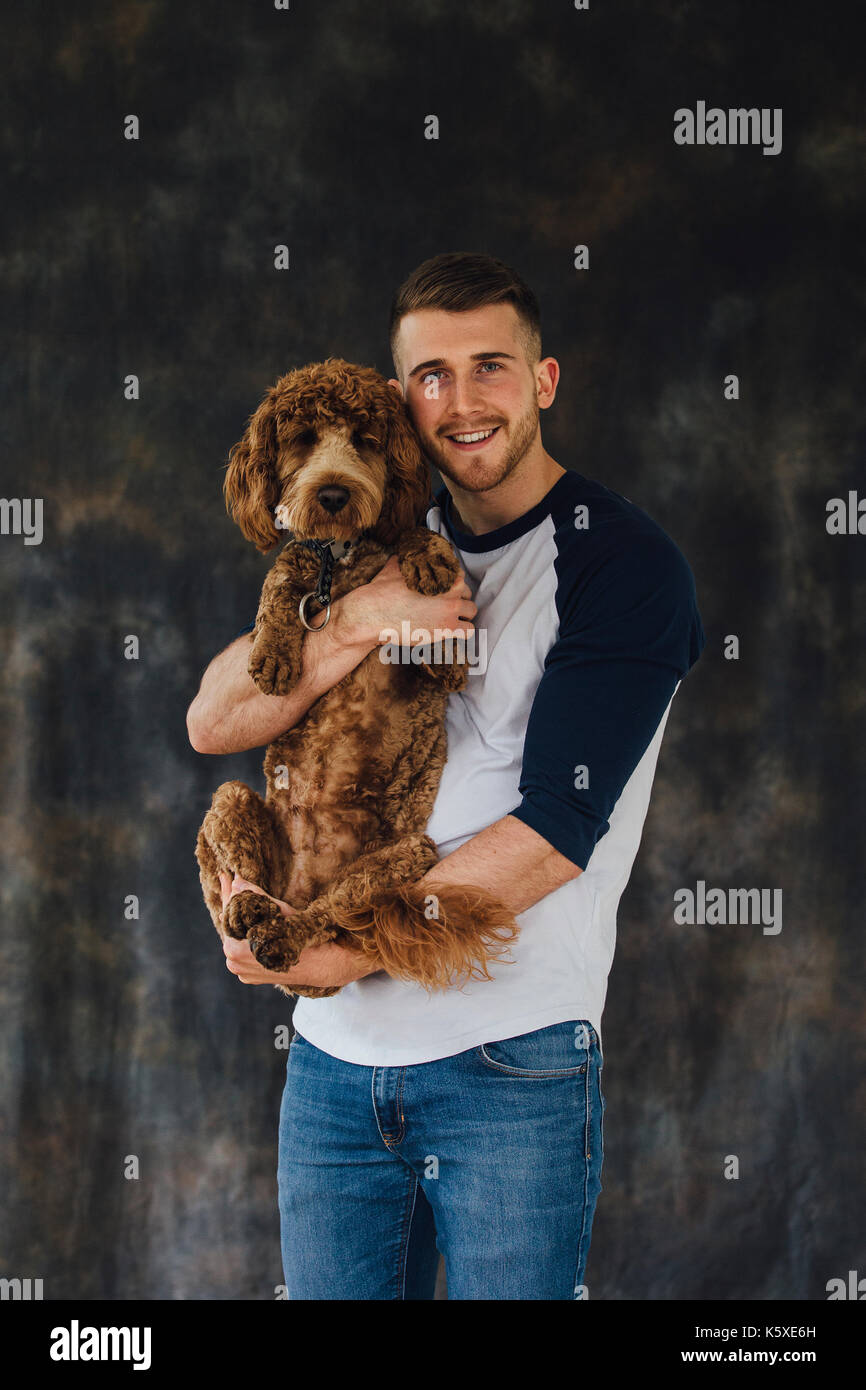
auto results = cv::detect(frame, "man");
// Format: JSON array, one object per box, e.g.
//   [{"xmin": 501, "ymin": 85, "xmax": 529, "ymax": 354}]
[{"xmin": 186, "ymin": 251, "xmax": 705, "ymax": 1299}]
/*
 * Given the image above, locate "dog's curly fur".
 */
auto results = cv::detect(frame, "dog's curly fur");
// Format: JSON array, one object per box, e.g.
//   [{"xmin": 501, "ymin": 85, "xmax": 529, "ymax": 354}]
[{"xmin": 195, "ymin": 358, "xmax": 519, "ymax": 997}]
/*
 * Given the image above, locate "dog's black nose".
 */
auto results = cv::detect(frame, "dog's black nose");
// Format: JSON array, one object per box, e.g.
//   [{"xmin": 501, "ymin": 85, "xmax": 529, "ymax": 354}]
[{"xmin": 317, "ymin": 485, "xmax": 350, "ymax": 515}]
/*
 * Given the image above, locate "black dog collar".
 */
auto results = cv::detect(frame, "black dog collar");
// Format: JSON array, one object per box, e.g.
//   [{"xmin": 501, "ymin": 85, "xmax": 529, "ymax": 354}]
[{"xmin": 285, "ymin": 536, "xmax": 354, "ymax": 630}]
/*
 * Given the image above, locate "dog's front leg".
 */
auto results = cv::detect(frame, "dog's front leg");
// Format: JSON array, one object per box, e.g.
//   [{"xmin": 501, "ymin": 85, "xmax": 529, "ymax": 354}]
[
  {"xmin": 396, "ymin": 527, "xmax": 471, "ymax": 691},
  {"xmin": 248, "ymin": 545, "xmax": 321, "ymax": 696}
]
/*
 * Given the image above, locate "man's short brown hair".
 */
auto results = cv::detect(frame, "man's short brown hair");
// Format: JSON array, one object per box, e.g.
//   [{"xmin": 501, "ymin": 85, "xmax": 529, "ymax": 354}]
[{"xmin": 389, "ymin": 251, "xmax": 543, "ymax": 376}]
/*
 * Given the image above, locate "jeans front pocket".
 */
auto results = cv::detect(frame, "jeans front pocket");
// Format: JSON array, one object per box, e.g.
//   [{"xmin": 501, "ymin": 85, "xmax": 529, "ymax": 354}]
[{"xmin": 477, "ymin": 1020, "xmax": 598, "ymax": 1077}]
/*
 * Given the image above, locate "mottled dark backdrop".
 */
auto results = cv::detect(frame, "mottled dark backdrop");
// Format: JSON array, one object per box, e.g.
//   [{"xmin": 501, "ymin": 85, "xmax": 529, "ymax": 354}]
[{"xmin": 1, "ymin": 0, "xmax": 863, "ymax": 1301}]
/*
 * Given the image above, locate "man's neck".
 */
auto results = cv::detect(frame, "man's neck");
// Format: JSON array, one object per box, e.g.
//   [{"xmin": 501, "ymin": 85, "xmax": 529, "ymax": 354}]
[{"xmin": 445, "ymin": 451, "xmax": 566, "ymax": 536}]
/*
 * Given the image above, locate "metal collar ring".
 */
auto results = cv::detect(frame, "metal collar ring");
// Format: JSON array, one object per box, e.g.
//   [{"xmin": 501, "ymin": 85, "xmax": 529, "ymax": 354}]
[{"xmin": 299, "ymin": 592, "xmax": 331, "ymax": 631}]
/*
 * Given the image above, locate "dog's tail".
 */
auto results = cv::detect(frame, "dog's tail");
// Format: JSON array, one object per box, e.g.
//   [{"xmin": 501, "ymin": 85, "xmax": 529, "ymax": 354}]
[{"xmin": 328, "ymin": 881, "xmax": 520, "ymax": 991}]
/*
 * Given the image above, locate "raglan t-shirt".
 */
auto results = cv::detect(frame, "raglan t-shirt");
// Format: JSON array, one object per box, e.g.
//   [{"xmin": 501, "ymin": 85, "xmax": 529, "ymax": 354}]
[{"xmin": 233, "ymin": 469, "xmax": 705, "ymax": 1066}]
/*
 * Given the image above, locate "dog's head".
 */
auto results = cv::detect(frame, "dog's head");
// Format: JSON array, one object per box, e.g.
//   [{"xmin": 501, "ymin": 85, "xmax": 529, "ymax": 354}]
[{"xmin": 223, "ymin": 358, "xmax": 430, "ymax": 552}]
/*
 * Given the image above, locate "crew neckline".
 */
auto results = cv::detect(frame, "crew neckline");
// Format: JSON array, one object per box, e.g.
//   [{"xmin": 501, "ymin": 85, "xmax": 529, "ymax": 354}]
[{"xmin": 434, "ymin": 471, "xmax": 573, "ymax": 552}]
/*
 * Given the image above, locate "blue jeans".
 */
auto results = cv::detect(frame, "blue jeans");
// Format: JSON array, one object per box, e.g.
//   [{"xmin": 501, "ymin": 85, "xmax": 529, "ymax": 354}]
[{"xmin": 277, "ymin": 1018, "xmax": 605, "ymax": 1299}]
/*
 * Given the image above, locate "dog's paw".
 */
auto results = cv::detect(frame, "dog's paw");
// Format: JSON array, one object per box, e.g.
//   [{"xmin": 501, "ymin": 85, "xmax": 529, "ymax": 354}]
[
  {"xmin": 398, "ymin": 534, "xmax": 461, "ymax": 595},
  {"xmin": 224, "ymin": 889, "xmax": 282, "ymax": 941},
  {"xmin": 248, "ymin": 642, "xmax": 299, "ymax": 696},
  {"xmin": 247, "ymin": 921, "xmax": 303, "ymax": 973}
]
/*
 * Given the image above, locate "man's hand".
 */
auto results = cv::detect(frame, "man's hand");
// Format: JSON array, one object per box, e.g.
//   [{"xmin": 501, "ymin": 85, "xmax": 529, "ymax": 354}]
[
  {"xmin": 218, "ymin": 873, "xmax": 382, "ymax": 988},
  {"xmin": 333, "ymin": 554, "xmax": 478, "ymax": 648}
]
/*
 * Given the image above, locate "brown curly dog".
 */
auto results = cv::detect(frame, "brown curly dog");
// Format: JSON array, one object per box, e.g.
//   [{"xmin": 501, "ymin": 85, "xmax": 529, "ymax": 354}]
[{"xmin": 195, "ymin": 358, "xmax": 519, "ymax": 998}]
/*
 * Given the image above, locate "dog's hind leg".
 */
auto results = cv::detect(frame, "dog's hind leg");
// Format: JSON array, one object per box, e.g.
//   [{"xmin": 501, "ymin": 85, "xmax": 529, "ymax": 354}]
[
  {"xmin": 195, "ymin": 780, "xmax": 295, "ymax": 948},
  {"xmin": 283, "ymin": 833, "xmax": 519, "ymax": 991},
  {"xmin": 194, "ymin": 829, "xmax": 226, "ymax": 936}
]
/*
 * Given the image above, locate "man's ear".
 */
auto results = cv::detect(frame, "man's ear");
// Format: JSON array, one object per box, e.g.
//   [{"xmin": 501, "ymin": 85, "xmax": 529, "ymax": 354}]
[{"xmin": 387, "ymin": 376, "xmax": 404, "ymax": 398}]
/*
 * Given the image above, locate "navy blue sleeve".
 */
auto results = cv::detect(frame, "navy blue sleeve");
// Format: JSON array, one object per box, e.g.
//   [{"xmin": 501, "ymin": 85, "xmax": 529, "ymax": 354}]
[
  {"xmin": 234, "ymin": 621, "xmax": 255, "ymax": 639},
  {"xmin": 509, "ymin": 531, "xmax": 705, "ymax": 870}
]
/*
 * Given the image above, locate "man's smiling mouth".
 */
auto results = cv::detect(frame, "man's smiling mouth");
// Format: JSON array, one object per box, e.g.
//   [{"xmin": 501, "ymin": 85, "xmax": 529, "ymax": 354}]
[{"xmin": 445, "ymin": 426, "xmax": 501, "ymax": 450}]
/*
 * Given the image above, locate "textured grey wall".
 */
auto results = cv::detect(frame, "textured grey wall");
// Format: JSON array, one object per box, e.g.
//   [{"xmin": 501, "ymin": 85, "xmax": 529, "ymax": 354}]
[{"xmin": 1, "ymin": 0, "xmax": 863, "ymax": 1300}]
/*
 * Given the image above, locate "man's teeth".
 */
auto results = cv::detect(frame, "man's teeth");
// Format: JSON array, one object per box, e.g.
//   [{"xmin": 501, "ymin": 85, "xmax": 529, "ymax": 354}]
[{"xmin": 451, "ymin": 428, "xmax": 497, "ymax": 443}]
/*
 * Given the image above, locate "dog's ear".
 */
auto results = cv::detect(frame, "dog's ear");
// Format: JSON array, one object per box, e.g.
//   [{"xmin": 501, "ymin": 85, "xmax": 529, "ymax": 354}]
[
  {"xmin": 223, "ymin": 388, "xmax": 281, "ymax": 552},
  {"xmin": 378, "ymin": 394, "xmax": 431, "ymax": 542}
]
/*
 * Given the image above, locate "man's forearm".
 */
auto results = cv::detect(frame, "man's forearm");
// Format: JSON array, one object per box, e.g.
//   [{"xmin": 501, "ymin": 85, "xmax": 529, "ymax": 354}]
[
  {"xmin": 187, "ymin": 600, "xmax": 377, "ymax": 754},
  {"xmin": 417, "ymin": 813, "xmax": 582, "ymax": 918}
]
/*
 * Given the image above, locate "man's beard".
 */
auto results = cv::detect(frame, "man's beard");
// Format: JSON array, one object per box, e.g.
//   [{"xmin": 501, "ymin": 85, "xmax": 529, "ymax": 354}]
[{"xmin": 423, "ymin": 397, "xmax": 540, "ymax": 494}]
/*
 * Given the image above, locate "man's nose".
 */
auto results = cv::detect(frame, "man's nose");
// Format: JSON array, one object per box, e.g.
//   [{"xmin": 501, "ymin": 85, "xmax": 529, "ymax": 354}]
[{"xmin": 449, "ymin": 374, "xmax": 488, "ymax": 417}]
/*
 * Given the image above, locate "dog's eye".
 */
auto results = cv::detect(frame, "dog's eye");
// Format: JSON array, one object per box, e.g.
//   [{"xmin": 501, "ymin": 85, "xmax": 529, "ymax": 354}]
[
  {"xmin": 351, "ymin": 431, "xmax": 369, "ymax": 451},
  {"xmin": 295, "ymin": 428, "xmax": 317, "ymax": 448}
]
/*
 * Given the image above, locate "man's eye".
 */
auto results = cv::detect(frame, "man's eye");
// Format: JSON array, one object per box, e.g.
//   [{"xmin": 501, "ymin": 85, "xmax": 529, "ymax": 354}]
[
  {"xmin": 421, "ymin": 370, "xmax": 444, "ymax": 385},
  {"xmin": 479, "ymin": 361, "xmax": 502, "ymax": 373}
]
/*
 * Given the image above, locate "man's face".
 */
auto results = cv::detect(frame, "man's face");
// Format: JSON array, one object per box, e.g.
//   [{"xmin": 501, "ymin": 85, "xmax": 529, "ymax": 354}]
[{"xmin": 390, "ymin": 303, "xmax": 556, "ymax": 494}]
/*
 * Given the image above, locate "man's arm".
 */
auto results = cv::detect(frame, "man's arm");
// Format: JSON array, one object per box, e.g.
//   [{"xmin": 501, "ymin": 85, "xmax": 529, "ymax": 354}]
[
  {"xmin": 417, "ymin": 814, "xmax": 581, "ymax": 916},
  {"xmin": 412, "ymin": 532, "xmax": 705, "ymax": 952},
  {"xmin": 186, "ymin": 604, "xmax": 377, "ymax": 755},
  {"xmin": 222, "ymin": 820, "xmax": 578, "ymax": 990},
  {"xmin": 187, "ymin": 555, "xmax": 477, "ymax": 754}
]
